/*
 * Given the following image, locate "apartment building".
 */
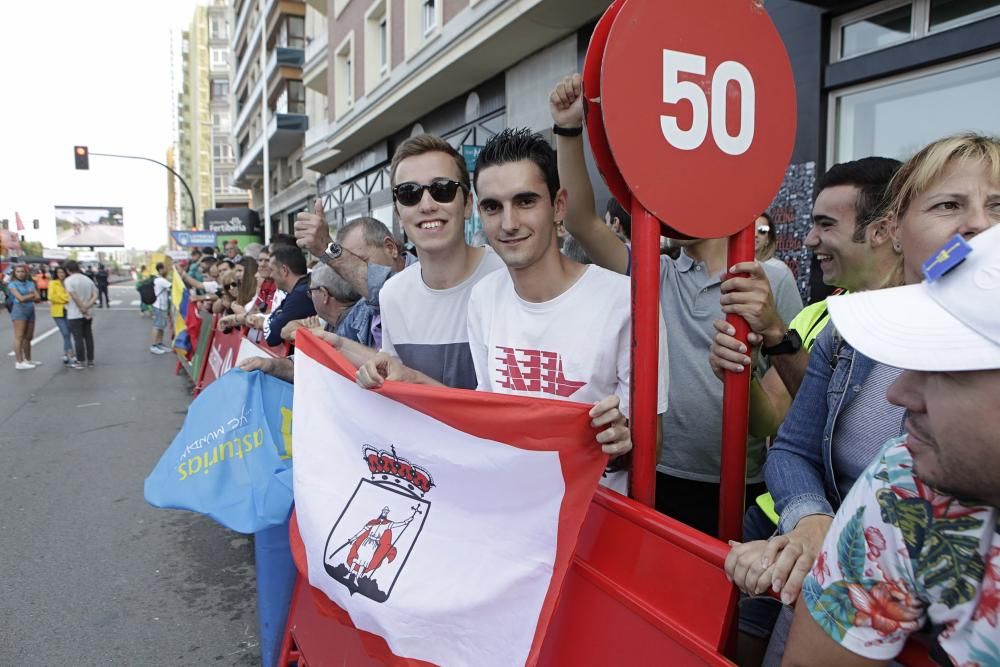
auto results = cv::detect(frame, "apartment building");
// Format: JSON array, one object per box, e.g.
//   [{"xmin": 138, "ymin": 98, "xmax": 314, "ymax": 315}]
[
  {"xmin": 230, "ymin": 0, "xmax": 324, "ymax": 238},
  {"xmin": 300, "ymin": 0, "xmax": 611, "ymax": 241},
  {"xmin": 177, "ymin": 1, "xmax": 249, "ymax": 233}
]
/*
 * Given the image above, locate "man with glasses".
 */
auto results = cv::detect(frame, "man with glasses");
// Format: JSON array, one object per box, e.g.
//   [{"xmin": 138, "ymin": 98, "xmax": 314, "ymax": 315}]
[
  {"xmin": 296, "ymin": 207, "xmax": 416, "ymax": 349},
  {"xmin": 352, "ymin": 134, "xmax": 504, "ymax": 389}
]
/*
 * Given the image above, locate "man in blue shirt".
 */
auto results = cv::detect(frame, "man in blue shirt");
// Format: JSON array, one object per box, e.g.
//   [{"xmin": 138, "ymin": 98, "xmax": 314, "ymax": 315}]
[{"xmin": 258, "ymin": 245, "xmax": 315, "ymax": 347}]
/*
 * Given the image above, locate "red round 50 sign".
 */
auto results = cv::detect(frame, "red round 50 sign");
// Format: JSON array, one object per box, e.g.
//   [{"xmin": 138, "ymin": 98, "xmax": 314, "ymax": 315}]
[{"xmin": 601, "ymin": 0, "xmax": 797, "ymax": 239}]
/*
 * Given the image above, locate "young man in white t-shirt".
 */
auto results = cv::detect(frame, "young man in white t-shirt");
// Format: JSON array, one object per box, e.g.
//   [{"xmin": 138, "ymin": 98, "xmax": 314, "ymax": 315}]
[
  {"xmin": 354, "ymin": 134, "xmax": 505, "ymax": 389},
  {"xmin": 150, "ymin": 262, "xmax": 172, "ymax": 354},
  {"xmin": 467, "ymin": 128, "xmax": 668, "ymax": 487}
]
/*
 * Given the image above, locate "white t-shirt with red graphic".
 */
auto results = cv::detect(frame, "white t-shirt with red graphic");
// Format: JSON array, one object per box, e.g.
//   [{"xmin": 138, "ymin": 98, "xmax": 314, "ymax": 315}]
[{"xmin": 467, "ymin": 264, "xmax": 668, "ymax": 492}]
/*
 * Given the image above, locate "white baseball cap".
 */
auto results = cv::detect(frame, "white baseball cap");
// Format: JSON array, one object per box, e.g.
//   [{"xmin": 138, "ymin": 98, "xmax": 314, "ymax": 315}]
[{"xmin": 827, "ymin": 224, "xmax": 1000, "ymax": 372}]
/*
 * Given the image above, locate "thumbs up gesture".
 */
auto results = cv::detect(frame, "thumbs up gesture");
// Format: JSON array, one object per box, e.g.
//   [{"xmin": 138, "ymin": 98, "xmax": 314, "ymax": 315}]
[{"xmin": 295, "ymin": 198, "xmax": 332, "ymax": 257}]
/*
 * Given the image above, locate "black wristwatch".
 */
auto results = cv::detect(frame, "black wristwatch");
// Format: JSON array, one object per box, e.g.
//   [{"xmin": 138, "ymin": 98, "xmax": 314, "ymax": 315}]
[
  {"xmin": 761, "ymin": 329, "xmax": 802, "ymax": 356},
  {"xmin": 552, "ymin": 124, "xmax": 583, "ymax": 137},
  {"xmin": 319, "ymin": 241, "xmax": 343, "ymax": 264}
]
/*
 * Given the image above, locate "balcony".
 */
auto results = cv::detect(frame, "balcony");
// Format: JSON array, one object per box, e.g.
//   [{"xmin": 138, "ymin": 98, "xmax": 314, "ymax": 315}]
[
  {"xmin": 267, "ymin": 46, "xmax": 305, "ymax": 90},
  {"xmin": 232, "ymin": 18, "xmax": 263, "ymax": 96},
  {"xmin": 304, "ymin": 31, "xmax": 328, "ymax": 94},
  {"xmin": 305, "ymin": 0, "xmax": 325, "ymax": 14},
  {"xmin": 232, "ymin": 112, "xmax": 309, "ymax": 188}
]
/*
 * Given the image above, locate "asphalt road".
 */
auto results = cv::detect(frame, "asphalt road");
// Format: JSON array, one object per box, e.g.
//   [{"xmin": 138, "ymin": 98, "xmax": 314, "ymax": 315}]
[{"xmin": 0, "ymin": 284, "xmax": 260, "ymax": 665}]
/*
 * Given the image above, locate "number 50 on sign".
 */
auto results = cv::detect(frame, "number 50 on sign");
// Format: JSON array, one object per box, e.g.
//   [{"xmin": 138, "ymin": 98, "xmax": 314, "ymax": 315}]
[{"xmin": 600, "ymin": 0, "xmax": 796, "ymax": 239}]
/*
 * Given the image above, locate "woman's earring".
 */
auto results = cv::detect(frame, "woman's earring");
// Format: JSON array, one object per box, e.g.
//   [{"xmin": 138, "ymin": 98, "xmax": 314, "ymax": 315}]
[{"xmin": 893, "ymin": 241, "xmax": 902, "ymax": 253}]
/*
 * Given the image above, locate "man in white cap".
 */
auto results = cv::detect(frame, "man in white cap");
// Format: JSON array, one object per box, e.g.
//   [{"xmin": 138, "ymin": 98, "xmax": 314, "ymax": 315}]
[{"xmin": 783, "ymin": 225, "xmax": 1000, "ymax": 666}]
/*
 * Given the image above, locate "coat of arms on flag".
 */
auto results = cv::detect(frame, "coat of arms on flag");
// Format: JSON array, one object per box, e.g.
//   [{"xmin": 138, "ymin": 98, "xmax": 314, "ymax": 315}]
[
  {"xmin": 323, "ymin": 445, "xmax": 433, "ymax": 602},
  {"xmin": 291, "ymin": 331, "xmax": 609, "ymax": 666}
]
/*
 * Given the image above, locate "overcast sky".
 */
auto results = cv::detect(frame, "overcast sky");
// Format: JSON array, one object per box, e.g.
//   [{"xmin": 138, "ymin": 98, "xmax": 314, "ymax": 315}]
[{"xmin": 0, "ymin": 0, "xmax": 205, "ymax": 251}]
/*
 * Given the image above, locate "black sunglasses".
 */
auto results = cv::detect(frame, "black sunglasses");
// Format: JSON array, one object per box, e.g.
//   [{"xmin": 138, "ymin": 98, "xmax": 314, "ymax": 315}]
[
  {"xmin": 392, "ymin": 180, "xmax": 466, "ymax": 207},
  {"xmin": 225, "ymin": 281, "xmax": 240, "ymax": 289}
]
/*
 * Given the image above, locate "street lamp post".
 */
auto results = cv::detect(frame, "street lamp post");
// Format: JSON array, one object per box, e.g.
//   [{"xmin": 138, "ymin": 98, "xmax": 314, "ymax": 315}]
[{"xmin": 85, "ymin": 151, "xmax": 201, "ymax": 231}]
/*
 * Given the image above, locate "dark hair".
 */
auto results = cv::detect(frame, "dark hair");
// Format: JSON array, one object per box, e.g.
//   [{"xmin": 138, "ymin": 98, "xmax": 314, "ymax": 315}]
[
  {"xmin": 270, "ymin": 245, "xmax": 307, "ymax": 276},
  {"xmin": 200, "ymin": 256, "xmax": 218, "ymax": 267},
  {"xmin": 474, "ymin": 128, "xmax": 560, "ymax": 202},
  {"xmin": 201, "ymin": 246, "xmax": 216, "ymax": 256},
  {"xmin": 390, "ymin": 134, "xmax": 470, "ymax": 191},
  {"xmin": 155, "ymin": 262, "xmax": 165, "ymax": 272},
  {"xmin": 190, "ymin": 248, "xmax": 202, "ymax": 257},
  {"xmin": 236, "ymin": 256, "xmax": 259, "ymax": 305},
  {"xmin": 269, "ymin": 233, "xmax": 298, "ymax": 252},
  {"xmin": 65, "ymin": 260, "xmax": 81, "ymax": 273},
  {"xmin": 337, "ymin": 216, "xmax": 398, "ymax": 249},
  {"xmin": 816, "ymin": 157, "xmax": 902, "ymax": 242},
  {"xmin": 605, "ymin": 197, "xmax": 631, "ymax": 240}
]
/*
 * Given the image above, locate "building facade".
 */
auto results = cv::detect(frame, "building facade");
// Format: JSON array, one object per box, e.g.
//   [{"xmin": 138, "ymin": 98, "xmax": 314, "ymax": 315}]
[
  {"xmin": 298, "ymin": 0, "xmax": 612, "ymax": 241},
  {"xmin": 230, "ymin": 0, "xmax": 319, "ymax": 239},
  {"xmin": 177, "ymin": 1, "xmax": 249, "ymax": 236}
]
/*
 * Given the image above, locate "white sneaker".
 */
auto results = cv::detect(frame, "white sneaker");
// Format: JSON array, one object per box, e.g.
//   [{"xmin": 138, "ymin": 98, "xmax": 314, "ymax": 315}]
[
  {"xmin": 150, "ymin": 345, "xmax": 168, "ymax": 355},
  {"xmin": 26, "ymin": 360, "xmax": 42, "ymax": 366},
  {"xmin": 15, "ymin": 361, "xmax": 35, "ymax": 370}
]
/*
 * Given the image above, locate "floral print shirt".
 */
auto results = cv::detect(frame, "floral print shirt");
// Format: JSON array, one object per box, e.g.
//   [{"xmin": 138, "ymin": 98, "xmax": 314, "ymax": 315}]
[{"xmin": 804, "ymin": 437, "xmax": 1000, "ymax": 665}]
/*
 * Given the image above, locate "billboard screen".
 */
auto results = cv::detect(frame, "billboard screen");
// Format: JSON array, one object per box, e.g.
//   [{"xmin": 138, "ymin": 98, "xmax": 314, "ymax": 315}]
[{"xmin": 55, "ymin": 205, "xmax": 125, "ymax": 247}]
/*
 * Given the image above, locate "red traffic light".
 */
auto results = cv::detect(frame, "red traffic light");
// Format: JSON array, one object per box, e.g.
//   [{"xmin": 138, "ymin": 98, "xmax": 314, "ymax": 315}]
[{"xmin": 74, "ymin": 145, "xmax": 90, "ymax": 170}]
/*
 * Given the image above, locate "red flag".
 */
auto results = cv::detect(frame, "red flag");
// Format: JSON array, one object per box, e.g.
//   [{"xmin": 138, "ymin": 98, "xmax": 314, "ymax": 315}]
[
  {"xmin": 290, "ymin": 331, "xmax": 608, "ymax": 666},
  {"xmin": 15, "ymin": 212, "xmax": 24, "ymax": 231}
]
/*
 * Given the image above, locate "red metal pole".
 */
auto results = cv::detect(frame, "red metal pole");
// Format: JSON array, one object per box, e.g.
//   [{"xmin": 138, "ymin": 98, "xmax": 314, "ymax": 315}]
[
  {"xmin": 718, "ymin": 226, "xmax": 755, "ymax": 543},
  {"xmin": 629, "ymin": 201, "xmax": 661, "ymax": 508}
]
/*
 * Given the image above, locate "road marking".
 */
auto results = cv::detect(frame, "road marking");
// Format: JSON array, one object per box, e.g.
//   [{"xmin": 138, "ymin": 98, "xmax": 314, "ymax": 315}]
[
  {"xmin": 110, "ymin": 300, "xmax": 123, "ymax": 306},
  {"xmin": 130, "ymin": 300, "xmax": 141, "ymax": 306},
  {"xmin": 7, "ymin": 327, "xmax": 60, "ymax": 356},
  {"xmin": 77, "ymin": 403, "xmax": 102, "ymax": 408}
]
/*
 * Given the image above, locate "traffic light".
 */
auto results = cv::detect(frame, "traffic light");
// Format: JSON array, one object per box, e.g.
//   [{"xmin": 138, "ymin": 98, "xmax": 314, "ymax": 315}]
[{"xmin": 74, "ymin": 145, "xmax": 89, "ymax": 170}]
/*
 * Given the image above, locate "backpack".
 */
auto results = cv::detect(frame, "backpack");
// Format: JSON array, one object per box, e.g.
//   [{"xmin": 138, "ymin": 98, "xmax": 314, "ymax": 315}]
[{"xmin": 137, "ymin": 277, "xmax": 157, "ymax": 305}]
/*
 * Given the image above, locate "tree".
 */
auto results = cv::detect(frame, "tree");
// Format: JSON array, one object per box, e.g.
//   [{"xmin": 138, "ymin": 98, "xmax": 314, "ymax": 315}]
[{"xmin": 20, "ymin": 240, "xmax": 43, "ymax": 257}]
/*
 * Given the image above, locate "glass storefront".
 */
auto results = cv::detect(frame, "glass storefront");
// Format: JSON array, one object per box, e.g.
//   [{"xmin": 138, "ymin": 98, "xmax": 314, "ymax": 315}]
[{"xmin": 830, "ymin": 53, "xmax": 1000, "ymax": 164}]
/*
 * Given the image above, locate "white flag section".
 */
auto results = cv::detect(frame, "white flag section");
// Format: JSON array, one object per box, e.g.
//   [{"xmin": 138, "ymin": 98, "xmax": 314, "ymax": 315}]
[{"xmin": 292, "ymin": 336, "xmax": 607, "ymax": 666}]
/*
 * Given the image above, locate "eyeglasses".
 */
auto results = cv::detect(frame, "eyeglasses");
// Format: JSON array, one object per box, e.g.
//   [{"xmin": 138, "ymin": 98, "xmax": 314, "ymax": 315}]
[
  {"xmin": 306, "ymin": 286, "xmax": 328, "ymax": 298},
  {"xmin": 392, "ymin": 180, "xmax": 466, "ymax": 207},
  {"xmin": 756, "ymin": 225, "xmax": 770, "ymax": 235},
  {"xmin": 225, "ymin": 282, "xmax": 240, "ymax": 289}
]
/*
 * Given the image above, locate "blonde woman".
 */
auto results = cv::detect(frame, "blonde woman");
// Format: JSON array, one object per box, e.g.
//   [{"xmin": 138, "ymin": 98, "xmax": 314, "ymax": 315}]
[{"xmin": 48, "ymin": 266, "xmax": 76, "ymax": 365}]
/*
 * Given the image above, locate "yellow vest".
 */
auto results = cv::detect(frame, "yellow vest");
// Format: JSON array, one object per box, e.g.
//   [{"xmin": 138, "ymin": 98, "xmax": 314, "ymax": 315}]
[{"xmin": 48, "ymin": 280, "xmax": 70, "ymax": 318}]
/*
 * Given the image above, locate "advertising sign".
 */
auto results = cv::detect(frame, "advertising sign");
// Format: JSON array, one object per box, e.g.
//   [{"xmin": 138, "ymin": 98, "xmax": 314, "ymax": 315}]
[
  {"xmin": 55, "ymin": 205, "xmax": 125, "ymax": 247},
  {"xmin": 204, "ymin": 208, "xmax": 262, "ymax": 235},
  {"xmin": 171, "ymin": 230, "xmax": 218, "ymax": 247}
]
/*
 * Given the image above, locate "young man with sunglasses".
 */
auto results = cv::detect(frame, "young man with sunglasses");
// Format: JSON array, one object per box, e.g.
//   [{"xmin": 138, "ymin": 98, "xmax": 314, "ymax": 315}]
[{"xmin": 354, "ymin": 134, "xmax": 505, "ymax": 389}]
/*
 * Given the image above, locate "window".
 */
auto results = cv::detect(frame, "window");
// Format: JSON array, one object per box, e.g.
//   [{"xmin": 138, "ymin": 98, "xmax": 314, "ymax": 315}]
[
  {"xmin": 422, "ymin": 0, "xmax": 436, "ymax": 35},
  {"xmin": 211, "ymin": 79, "xmax": 229, "ymax": 100},
  {"xmin": 213, "ymin": 112, "xmax": 230, "ymax": 131},
  {"xmin": 213, "ymin": 142, "xmax": 234, "ymax": 161},
  {"xmin": 840, "ymin": 4, "xmax": 912, "ymax": 59},
  {"xmin": 210, "ymin": 47, "xmax": 228, "ymax": 70},
  {"xmin": 365, "ymin": 1, "xmax": 391, "ymax": 90},
  {"xmin": 210, "ymin": 15, "xmax": 228, "ymax": 40},
  {"xmin": 283, "ymin": 16, "xmax": 305, "ymax": 49},
  {"xmin": 277, "ymin": 80, "xmax": 306, "ymax": 114},
  {"xmin": 929, "ymin": 0, "xmax": 1000, "ymax": 32},
  {"xmin": 334, "ymin": 32, "xmax": 355, "ymax": 119},
  {"xmin": 832, "ymin": 1, "xmax": 1000, "ymax": 61},
  {"xmin": 829, "ymin": 53, "xmax": 1000, "ymax": 165},
  {"xmin": 379, "ymin": 17, "xmax": 388, "ymax": 70},
  {"xmin": 214, "ymin": 171, "xmax": 233, "ymax": 191}
]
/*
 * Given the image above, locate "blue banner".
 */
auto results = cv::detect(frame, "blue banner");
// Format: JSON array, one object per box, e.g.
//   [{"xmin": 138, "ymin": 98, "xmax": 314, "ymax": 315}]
[
  {"xmin": 171, "ymin": 230, "xmax": 218, "ymax": 247},
  {"xmin": 144, "ymin": 369, "xmax": 294, "ymax": 533}
]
